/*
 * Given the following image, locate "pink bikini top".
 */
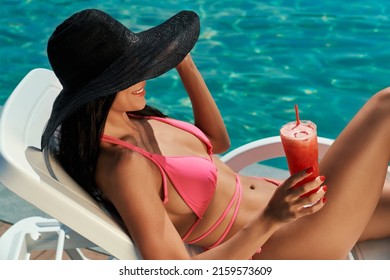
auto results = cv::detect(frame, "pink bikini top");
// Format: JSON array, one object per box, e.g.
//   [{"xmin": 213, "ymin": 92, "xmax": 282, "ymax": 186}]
[{"xmin": 101, "ymin": 115, "xmax": 218, "ymax": 219}]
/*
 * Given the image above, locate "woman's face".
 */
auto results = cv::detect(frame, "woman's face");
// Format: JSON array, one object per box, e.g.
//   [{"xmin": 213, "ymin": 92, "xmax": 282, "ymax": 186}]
[{"xmin": 111, "ymin": 81, "xmax": 147, "ymax": 112}]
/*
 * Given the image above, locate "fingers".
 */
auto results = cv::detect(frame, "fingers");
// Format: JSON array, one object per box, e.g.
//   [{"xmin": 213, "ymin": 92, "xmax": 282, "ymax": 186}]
[
  {"xmin": 289, "ymin": 175, "xmax": 326, "ymax": 198},
  {"xmin": 287, "ymin": 171, "xmax": 326, "ymax": 210},
  {"xmin": 282, "ymin": 167, "xmax": 316, "ymax": 191},
  {"xmin": 295, "ymin": 185, "xmax": 327, "ymax": 210},
  {"xmin": 297, "ymin": 197, "xmax": 326, "ymax": 217},
  {"xmin": 285, "ymin": 185, "xmax": 327, "ymax": 221}
]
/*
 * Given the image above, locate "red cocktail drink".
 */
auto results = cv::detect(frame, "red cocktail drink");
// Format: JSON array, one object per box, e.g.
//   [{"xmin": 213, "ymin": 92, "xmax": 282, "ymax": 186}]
[{"xmin": 280, "ymin": 120, "xmax": 319, "ymax": 194}]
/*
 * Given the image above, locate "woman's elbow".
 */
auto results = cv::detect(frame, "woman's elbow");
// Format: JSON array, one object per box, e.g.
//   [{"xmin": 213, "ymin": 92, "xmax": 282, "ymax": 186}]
[{"xmin": 212, "ymin": 137, "xmax": 231, "ymax": 154}]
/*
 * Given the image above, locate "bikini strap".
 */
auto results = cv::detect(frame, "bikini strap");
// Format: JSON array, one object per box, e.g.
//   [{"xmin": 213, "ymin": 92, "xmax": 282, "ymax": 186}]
[
  {"xmin": 182, "ymin": 174, "xmax": 242, "ymax": 247},
  {"xmin": 206, "ymin": 174, "xmax": 243, "ymax": 249},
  {"xmin": 128, "ymin": 113, "xmax": 213, "ymax": 154},
  {"xmin": 101, "ymin": 134, "xmax": 169, "ymax": 204}
]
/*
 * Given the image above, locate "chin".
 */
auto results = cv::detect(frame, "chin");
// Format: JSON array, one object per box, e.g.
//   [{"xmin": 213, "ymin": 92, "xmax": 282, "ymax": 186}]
[{"xmin": 131, "ymin": 103, "xmax": 146, "ymax": 112}]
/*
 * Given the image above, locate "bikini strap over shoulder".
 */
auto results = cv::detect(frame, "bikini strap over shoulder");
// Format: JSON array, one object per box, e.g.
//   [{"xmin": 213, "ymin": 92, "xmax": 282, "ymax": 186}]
[
  {"xmin": 101, "ymin": 134, "xmax": 169, "ymax": 204},
  {"xmin": 127, "ymin": 113, "xmax": 213, "ymax": 154}
]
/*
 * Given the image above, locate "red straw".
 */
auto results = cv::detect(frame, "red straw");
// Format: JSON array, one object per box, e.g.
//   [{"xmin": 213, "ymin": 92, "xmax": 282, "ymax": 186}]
[{"xmin": 294, "ymin": 104, "xmax": 300, "ymax": 125}]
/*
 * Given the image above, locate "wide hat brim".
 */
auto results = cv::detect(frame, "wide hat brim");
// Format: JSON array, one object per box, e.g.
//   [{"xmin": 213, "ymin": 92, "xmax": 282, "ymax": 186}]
[{"xmin": 41, "ymin": 10, "xmax": 200, "ymax": 149}]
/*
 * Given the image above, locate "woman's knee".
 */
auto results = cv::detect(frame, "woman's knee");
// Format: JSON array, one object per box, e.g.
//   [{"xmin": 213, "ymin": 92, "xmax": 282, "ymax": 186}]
[
  {"xmin": 372, "ymin": 87, "xmax": 390, "ymax": 119},
  {"xmin": 368, "ymin": 88, "xmax": 390, "ymax": 154},
  {"xmin": 360, "ymin": 88, "xmax": 390, "ymax": 138}
]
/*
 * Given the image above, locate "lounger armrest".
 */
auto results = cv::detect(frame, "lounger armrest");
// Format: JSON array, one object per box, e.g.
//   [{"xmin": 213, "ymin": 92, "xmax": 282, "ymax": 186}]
[{"xmin": 220, "ymin": 136, "xmax": 334, "ymax": 172}]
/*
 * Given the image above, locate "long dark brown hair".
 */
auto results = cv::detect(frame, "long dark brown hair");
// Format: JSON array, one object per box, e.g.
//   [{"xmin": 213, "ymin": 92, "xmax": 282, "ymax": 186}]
[{"xmin": 57, "ymin": 94, "xmax": 166, "ymax": 212}]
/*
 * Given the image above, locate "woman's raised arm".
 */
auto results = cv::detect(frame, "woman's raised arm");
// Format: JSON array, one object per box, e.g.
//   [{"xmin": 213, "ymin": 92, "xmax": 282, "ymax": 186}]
[{"xmin": 176, "ymin": 54, "xmax": 230, "ymax": 154}]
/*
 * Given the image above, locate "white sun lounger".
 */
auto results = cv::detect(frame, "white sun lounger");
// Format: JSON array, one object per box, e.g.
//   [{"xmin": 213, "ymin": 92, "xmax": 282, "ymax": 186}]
[{"xmin": 0, "ymin": 68, "xmax": 389, "ymax": 260}]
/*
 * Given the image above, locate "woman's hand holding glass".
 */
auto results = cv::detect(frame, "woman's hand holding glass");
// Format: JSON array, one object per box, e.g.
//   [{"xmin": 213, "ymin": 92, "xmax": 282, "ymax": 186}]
[{"xmin": 263, "ymin": 168, "xmax": 327, "ymax": 225}]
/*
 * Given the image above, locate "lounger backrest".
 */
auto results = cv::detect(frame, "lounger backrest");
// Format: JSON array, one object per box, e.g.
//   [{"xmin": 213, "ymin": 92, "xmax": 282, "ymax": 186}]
[{"xmin": 0, "ymin": 68, "xmax": 59, "ymax": 176}]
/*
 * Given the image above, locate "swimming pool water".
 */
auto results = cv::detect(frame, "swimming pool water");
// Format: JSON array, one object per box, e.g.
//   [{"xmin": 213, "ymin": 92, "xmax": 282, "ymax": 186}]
[{"xmin": 1, "ymin": 0, "xmax": 390, "ymax": 156}]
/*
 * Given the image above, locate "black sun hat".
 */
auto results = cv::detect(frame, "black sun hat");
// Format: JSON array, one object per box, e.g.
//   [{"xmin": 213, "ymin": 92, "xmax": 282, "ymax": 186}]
[{"xmin": 41, "ymin": 8, "xmax": 200, "ymax": 149}]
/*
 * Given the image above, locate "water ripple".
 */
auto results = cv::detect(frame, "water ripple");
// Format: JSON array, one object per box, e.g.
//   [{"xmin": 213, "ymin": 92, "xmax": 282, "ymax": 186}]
[{"xmin": 2, "ymin": 0, "xmax": 390, "ymax": 149}]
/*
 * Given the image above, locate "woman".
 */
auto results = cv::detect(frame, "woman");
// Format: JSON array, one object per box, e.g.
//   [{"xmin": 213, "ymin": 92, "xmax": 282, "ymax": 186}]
[{"xmin": 42, "ymin": 9, "xmax": 390, "ymax": 259}]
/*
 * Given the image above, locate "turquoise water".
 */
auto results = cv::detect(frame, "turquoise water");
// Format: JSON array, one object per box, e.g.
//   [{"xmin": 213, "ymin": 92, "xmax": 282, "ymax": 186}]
[{"xmin": 1, "ymin": 0, "xmax": 390, "ymax": 153}]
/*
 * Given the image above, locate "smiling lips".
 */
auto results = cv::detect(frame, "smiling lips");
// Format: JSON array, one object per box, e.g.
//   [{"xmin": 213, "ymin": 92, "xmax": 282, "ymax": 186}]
[{"xmin": 131, "ymin": 87, "xmax": 145, "ymax": 96}]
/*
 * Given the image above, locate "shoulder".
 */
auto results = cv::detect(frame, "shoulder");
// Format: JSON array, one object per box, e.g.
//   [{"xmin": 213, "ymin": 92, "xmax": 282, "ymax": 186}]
[
  {"xmin": 96, "ymin": 145, "xmax": 161, "ymax": 199},
  {"xmin": 98, "ymin": 144, "xmax": 137, "ymax": 175}
]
